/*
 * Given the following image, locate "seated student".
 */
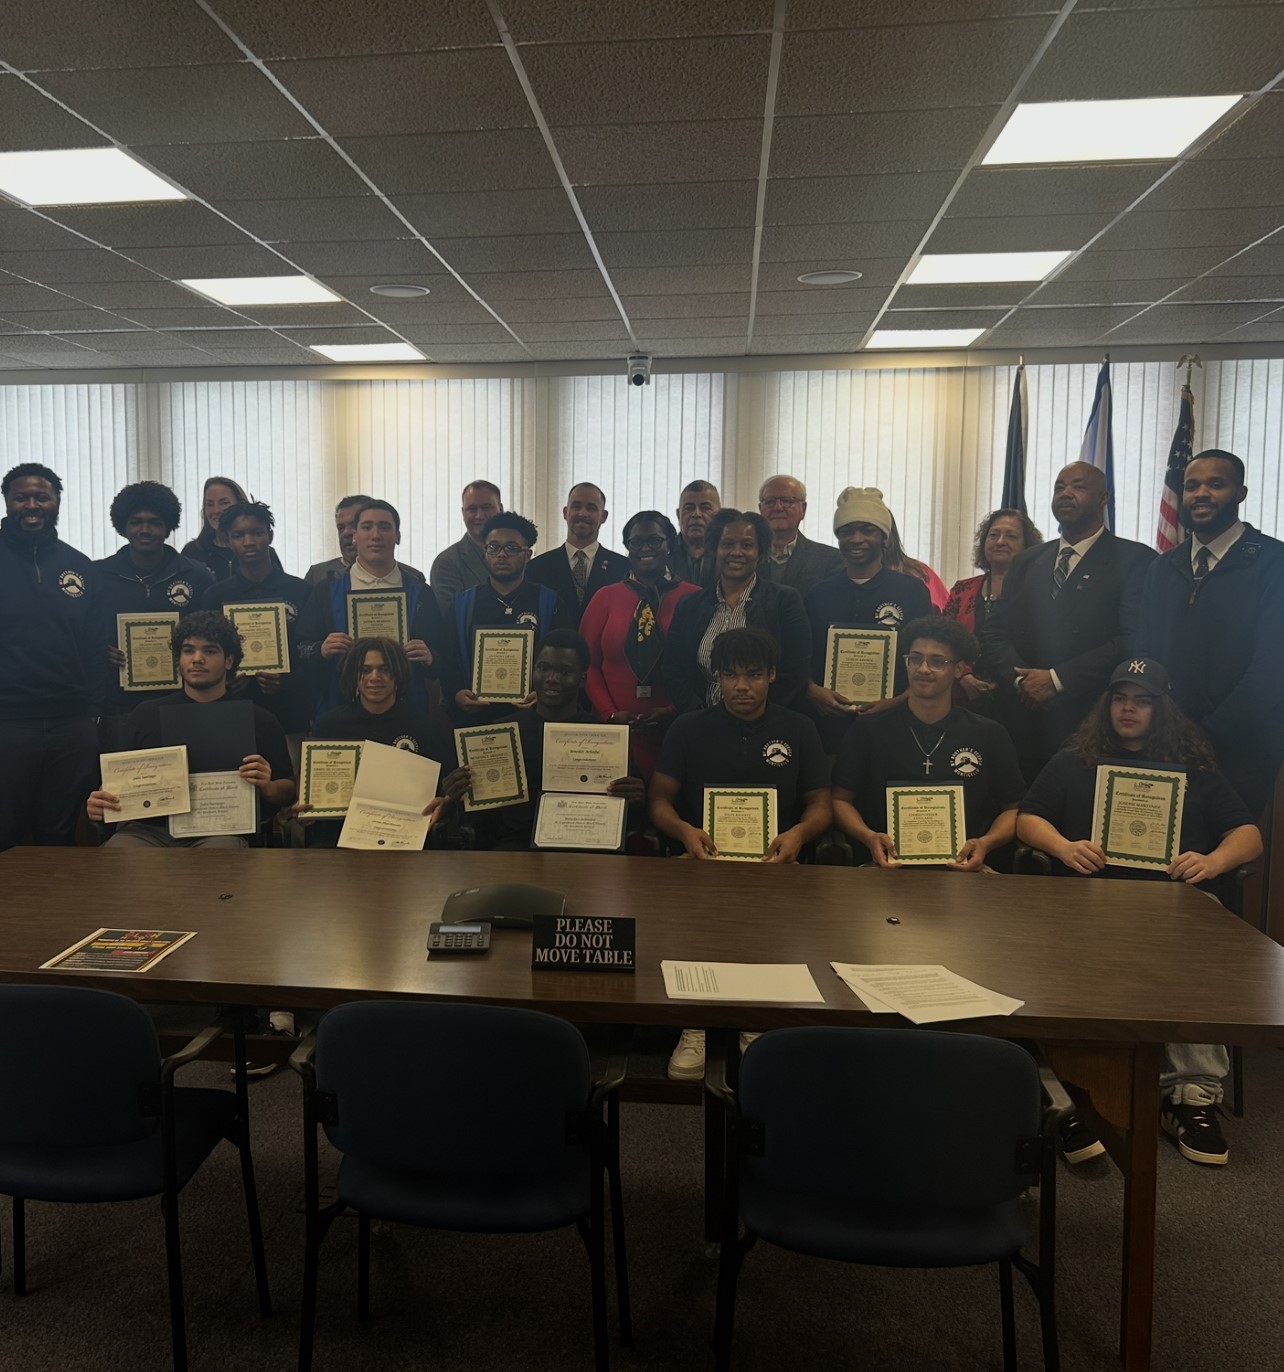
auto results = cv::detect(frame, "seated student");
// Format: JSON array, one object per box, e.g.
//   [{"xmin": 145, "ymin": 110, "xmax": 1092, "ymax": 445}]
[
  {"xmin": 831, "ymin": 616, "xmax": 1025, "ymax": 869},
  {"xmin": 294, "ymin": 637, "xmax": 456, "ymax": 848},
  {"xmin": 441, "ymin": 629, "xmax": 643, "ymax": 850},
  {"xmin": 87, "ymin": 610, "xmax": 294, "ymax": 847},
  {"xmin": 1018, "ymin": 657, "xmax": 1262, "ymax": 1169},
  {"xmin": 649, "ymin": 627, "xmax": 832, "ymax": 1081}
]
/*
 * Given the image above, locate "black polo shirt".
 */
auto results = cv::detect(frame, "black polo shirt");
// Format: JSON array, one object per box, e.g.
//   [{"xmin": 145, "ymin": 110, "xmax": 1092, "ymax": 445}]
[
  {"xmin": 313, "ymin": 698, "xmax": 455, "ymax": 763},
  {"xmin": 833, "ymin": 702, "xmax": 1025, "ymax": 847},
  {"xmin": 656, "ymin": 702, "xmax": 830, "ymax": 833}
]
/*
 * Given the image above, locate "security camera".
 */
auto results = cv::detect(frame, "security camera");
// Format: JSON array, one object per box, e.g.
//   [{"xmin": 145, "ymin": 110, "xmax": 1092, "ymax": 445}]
[{"xmin": 626, "ymin": 353, "xmax": 652, "ymax": 387}]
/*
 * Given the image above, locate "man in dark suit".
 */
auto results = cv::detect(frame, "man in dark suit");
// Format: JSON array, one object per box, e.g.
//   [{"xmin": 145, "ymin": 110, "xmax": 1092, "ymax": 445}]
[
  {"xmin": 981, "ymin": 461, "xmax": 1155, "ymax": 778},
  {"xmin": 758, "ymin": 474, "xmax": 844, "ymax": 596},
  {"xmin": 528, "ymin": 481, "xmax": 627, "ymax": 628}
]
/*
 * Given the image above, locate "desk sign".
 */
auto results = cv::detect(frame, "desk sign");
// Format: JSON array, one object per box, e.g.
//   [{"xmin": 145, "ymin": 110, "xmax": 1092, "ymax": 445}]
[{"xmin": 531, "ymin": 915, "xmax": 636, "ymax": 973}]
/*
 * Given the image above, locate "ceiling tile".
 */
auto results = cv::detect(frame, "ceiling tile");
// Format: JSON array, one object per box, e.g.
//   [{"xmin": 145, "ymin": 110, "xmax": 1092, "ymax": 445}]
[
  {"xmin": 504, "ymin": 0, "xmax": 773, "ymax": 41},
  {"xmin": 874, "ymin": 309, "xmax": 1006, "ymax": 331},
  {"xmin": 497, "ymin": 296, "xmax": 623, "ymax": 323},
  {"xmin": 430, "ymin": 235, "xmax": 595, "ymax": 274},
  {"xmin": 37, "ymin": 65, "xmax": 312, "ymax": 146},
  {"xmin": 622, "ymin": 293, "xmax": 751, "ymax": 319},
  {"xmin": 998, "ymin": 304, "xmax": 1141, "ymax": 335},
  {"xmin": 360, "ymin": 298, "xmax": 514, "ymax": 326},
  {"xmin": 750, "ymin": 333, "xmax": 860, "ymax": 355},
  {"xmin": 1102, "ymin": 302, "xmax": 1277, "ymax": 342},
  {"xmin": 461, "ymin": 269, "xmax": 610, "ymax": 299},
  {"xmin": 1202, "ymin": 94, "xmax": 1284, "ymax": 160},
  {"xmin": 609, "ymin": 265, "xmax": 751, "ymax": 296},
  {"xmin": 164, "ymin": 329, "xmax": 309, "ymax": 352},
  {"xmin": 633, "ymin": 315, "xmax": 751, "ymax": 340},
  {"xmin": 47, "ymin": 203, "xmax": 256, "ymax": 249},
  {"xmin": 0, "ymin": 210, "xmax": 97, "ymax": 253},
  {"xmin": 757, "ymin": 258, "xmax": 906, "ymax": 291},
  {"xmin": 1141, "ymin": 158, "xmax": 1284, "ymax": 213},
  {"xmin": 123, "ymin": 243, "xmax": 298, "ymax": 279},
  {"xmin": 1096, "ymin": 208, "xmax": 1284, "ymax": 253},
  {"xmin": 99, "ymin": 306, "xmax": 244, "ymax": 329},
  {"xmin": 395, "ymin": 323, "xmax": 524, "ymax": 345},
  {"xmin": 135, "ymin": 140, "xmax": 368, "ymax": 201},
  {"xmin": 278, "ymin": 326, "xmax": 411, "ymax": 348},
  {"xmin": 312, "ymin": 273, "xmax": 470, "ymax": 304},
  {"xmin": 0, "ymin": 332, "xmax": 98, "ymax": 356},
  {"xmin": 0, "ymin": 249, "xmax": 158, "ymax": 283},
  {"xmin": 207, "ymin": 0, "xmax": 498, "ymax": 57},
  {"xmin": 526, "ymin": 341, "xmax": 637, "ymax": 360},
  {"xmin": 1169, "ymin": 274, "xmax": 1284, "ymax": 304},
  {"xmin": 281, "ymin": 239, "xmax": 447, "ymax": 278},
  {"xmin": 1031, "ymin": 277, "xmax": 1189, "ymax": 306},
  {"xmin": 3, "ymin": 0, "xmax": 237, "ymax": 67},
  {"xmin": 1055, "ymin": 247, "xmax": 1230, "ymax": 283},
  {"xmin": 578, "ymin": 182, "xmax": 758, "ymax": 232},
  {"xmin": 635, "ymin": 337, "xmax": 746, "ymax": 357},
  {"xmin": 770, "ymin": 108, "xmax": 998, "ymax": 178},
  {"xmin": 788, "ymin": 1, "xmax": 1058, "ymax": 25},
  {"xmin": 760, "ymin": 221, "xmax": 929, "ymax": 261},
  {"xmin": 0, "ymin": 308, "xmax": 131, "ymax": 331},
  {"xmin": 751, "ymin": 286, "xmax": 890, "ymax": 314},
  {"xmin": 395, "ymin": 188, "xmax": 581, "ymax": 238},
  {"xmin": 927, "ymin": 214, "xmax": 1110, "ymax": 254},
  {"xmin": 174, "ymin": 348, "xmax": 320, "ymax": 366},
  {"xmin": 949, "ymin": 165, "xmax": 1164, "ymax": 219},
  {"xmin": 523, "ymin": 37, "xmax": 770, "ymax": 126},
  {"xmin": 236, "ymin": 303, "xmax": 375, "ymax": 328},
  {"xmin": 892, "ymin": 284, "xmax": 1024, "ymax": 310},
  {"xmin": 0, "ymin": 346, "xmax": 126, "ymax": 365},
  {"xmin": 778, "ymin": 19, "xmax": 1048, "ymax": 115},
  {"xmin": 598, "ymin": 229, "xmax": 755, "ymax": 269},
  {"xmin": 269, "ymin": 50, "xmax": 532, "ymax": 137},
  {"xmin": 210, "ymin": 197, "xmax": 408, "ymax": 243},
  {"xmin": 338, "ymin": 130, "xmax": 559, "ymax": 194},
  {"xmin": 417, "ymin": 344, "xmax": 529, "ymax": 364},
  {"xmin": 50, "ymin": 329, "xmax": 200, "ymax": 351},
  {"xmin": 49, "ymin": 280, "xmax": 217, "ymax": 310},
  {"xmin": 764, "ymin": 173, "xmax": 956, "ymax": 226},
  {"xmin": 0, "ymin": 280, "xmax": 86, "ymax": 310},
  {"xmin": 751, "ymin": 311, "xmax": 873, "ymax": 335},
  {"xmin": 1215, "ymin": 315, "xmax": 1284, "ymax": 343},
  {"xmin": 502, "ymin": 319, "xmax": 635, "ymax": 342},
  {"xmin": 557, "ymin": 121, "xmax": 763, "ymax": 186},
  {"xmin": 0, "ymin": 74, "xmax": 103, "ymax": 150},
  {"xmin": 1207, "ymin": 242, "xmax": 1284, "ymax": 276}
]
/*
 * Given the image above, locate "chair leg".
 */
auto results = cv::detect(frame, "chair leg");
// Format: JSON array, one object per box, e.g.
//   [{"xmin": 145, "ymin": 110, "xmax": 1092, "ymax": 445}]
[
  {"xmin": 357, "ymin": 1212, "xmax": 371, "ymax": 1321},
  {"xmin": 605, "ymin": 1094, "xmax": 632, "ymax": 1345},
  {"xmin": 1231, "ymin": 1046, "xmax": 1245, "ymax": 1118},
  {"xmin": 233, "ymin": 1014, "xmax": 273, "ymax": 1316},
  {"xmin": 713, "ymin": 1232, "xmax": 744, "ymax": 1372},
  {"xmin": 999, "ymin": 1259, "xmax": 1017, "ymax": 1372},
  {"xmin": 161, "ymin": 1191, "xmax": 189, "ymax": 1372},
  {"xmin": 12, "ymin": 1196, "xmax": 25, "ymax": 1297},
  {"xmin": 578, "ymin": 1197, "xmax": 610, "ymax": 1372}
]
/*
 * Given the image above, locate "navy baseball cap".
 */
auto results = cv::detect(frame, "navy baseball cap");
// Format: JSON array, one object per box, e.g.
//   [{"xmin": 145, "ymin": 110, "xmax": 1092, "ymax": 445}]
[{"xmin": 1108, "ymin": 658, "xmax": 1171, "ymax": 693}]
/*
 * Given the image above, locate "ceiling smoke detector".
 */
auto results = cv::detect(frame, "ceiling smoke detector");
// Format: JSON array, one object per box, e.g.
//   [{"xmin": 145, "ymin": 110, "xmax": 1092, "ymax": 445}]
[{"xmin": 369, "ymin": 284, "xmax": 432, "ymax": 299}]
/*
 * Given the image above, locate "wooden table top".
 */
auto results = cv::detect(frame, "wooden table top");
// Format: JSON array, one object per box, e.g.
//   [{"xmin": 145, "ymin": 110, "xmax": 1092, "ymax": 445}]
[{"xmin": 5, "ymin": 847, "xmax": 1283, "ymax": 1044}]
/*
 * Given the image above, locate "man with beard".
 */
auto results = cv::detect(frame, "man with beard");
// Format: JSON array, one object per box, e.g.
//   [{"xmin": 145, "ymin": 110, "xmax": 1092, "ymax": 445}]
[
  {"xmin": 1137, "ymin": 449, "xmax": 1284, "ymax": 815},
  {"xmin": 528, "ymin": 482, "xmax": 627, "ymax": 628},
  {"xmin": 670, "ymin": 479, "xmax": 720, "ymax": 589},
  {"xmin": 430, "ymin": 480, "xmax": 503, "ymax": 613},
  {"xmin": 0, "ymin": 463, "xmax": 110, "ymax": 848}
]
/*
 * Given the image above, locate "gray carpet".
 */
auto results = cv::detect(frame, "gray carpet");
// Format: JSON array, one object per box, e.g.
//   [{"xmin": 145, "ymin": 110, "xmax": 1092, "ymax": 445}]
[{"xmin": 3, "ymin": 1047, "xmax": 1283, "ymax": 1371}]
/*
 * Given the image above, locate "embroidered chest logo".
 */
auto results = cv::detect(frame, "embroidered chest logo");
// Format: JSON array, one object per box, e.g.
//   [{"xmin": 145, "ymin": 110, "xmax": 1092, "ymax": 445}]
[
  {"xmin": 283, "ymin": 601, "xmax": 299, "ymax": 623},
  {"xmin": 516, "ymin": 610, "xmax": 540, "ymax": 630},
  {"xmin": 951, "ymin": 747, "xmax": 982, "ymax": 777},
  {"xmin": 168, "ymin": 579, "xmax": 194, "ymax": 607},
  {"xmin": 58, "ymin": 569, "xmax": 85, "ymax": 598},
  {"xmin": 763, "ymin": 739, "xmax": 792, "ymax": 767},
  {"xmin": 874, "ymin": 601, "xmax": 904, "ymax": 629},
  {"xmin": 393, "ymin": 735, "xmax": 419, "ymax": 752}
]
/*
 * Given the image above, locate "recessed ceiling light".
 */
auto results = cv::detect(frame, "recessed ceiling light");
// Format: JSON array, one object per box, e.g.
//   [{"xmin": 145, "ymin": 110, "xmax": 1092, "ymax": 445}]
[
  {"xmin": 983, "ymin": 95, "xmax": 1241, "ymax": 165},
  {"xmin": 310, "ymin": 342, "xmax": 426, "ymax": 362},
  {"xmin": 369, "ymin": 283, "xmax": 432, "ymax": 299},
  {"xmin": 179, "ymin": 276, "xmax": 341, "ymax": 306},
  {"xmin": 0, "ymin": 147, "xmax": 186, "ymax": 206},
  {"xmin": 797, "ymin": 270, "xmax": 864, "ymax": 285},
  {"xmin": 907, "ymin": 251, "xmax": 1072, "ymax": 285},
  {"xmin": 866, "ymin": 328, "xmax": 985, "ymax": 350}
]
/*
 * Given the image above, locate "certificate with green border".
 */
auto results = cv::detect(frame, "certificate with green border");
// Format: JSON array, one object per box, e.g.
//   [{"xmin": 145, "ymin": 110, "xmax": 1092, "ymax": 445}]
[
  {"xmin": 346, "ymin": 590, "xmax": 408, "ymax": 643},
  {"xmin": 224, "ymin": 601, "xmax": 290, "ymax": 675},
  {"xmin": 454, "ymin": 721, "xmax": 529, "ymax": 811},
  {"xmin": 299, "ymin": 740, "xmax": 363, "ymax": 817},
  {"xmin": 703, "ymin": 787, "xmax": 777, "ymax": 862},
  {"xmin": 118, "ymin": 612, "xmax": 181, "ymax": 691},
  {"xmin": 472, "ymin": 628, "xmax": 534, "ymax": 703},
  {"xmin": 824, "ymin": 626, "xmax": 896, "ymax": 704},
  {"xmin": 887, "ymin": 784, "xmax": 965, "ymax": 865},
  {"xmin": 1092, "ymin": 763, "xmax": 1187, "ymax": 870}
]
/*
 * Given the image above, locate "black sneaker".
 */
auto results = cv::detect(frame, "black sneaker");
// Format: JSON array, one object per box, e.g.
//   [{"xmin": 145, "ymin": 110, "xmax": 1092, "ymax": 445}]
[
  {"xmin": 1161, "ymin": 1101, "xmax": 1229, "ymax": 1166},
  {"xmin": 1059, "ymin": 1110, "xmax": 1106, "ymax": 1164}
]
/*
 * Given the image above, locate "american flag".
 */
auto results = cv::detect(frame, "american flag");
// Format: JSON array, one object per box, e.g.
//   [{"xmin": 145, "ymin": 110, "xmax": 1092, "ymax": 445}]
[{"xmin": 1156, "ymin": 383, "xmax": 1195, "ymax": 552}]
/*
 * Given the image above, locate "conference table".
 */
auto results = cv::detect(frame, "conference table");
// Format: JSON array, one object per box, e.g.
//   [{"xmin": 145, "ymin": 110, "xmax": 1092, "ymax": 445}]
[{"xmin": 4, "ymin": 846, "xmax": 1284, "ymax": 1371}]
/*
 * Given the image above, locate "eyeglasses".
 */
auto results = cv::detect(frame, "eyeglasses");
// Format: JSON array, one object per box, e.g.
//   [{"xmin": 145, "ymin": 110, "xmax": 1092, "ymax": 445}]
[
  {"xmin": 484, "ymin": 541, "xmax": 528, "ymax": 556},
  {"xmin": 904, "ymin": 652, "xmax": 956, "ymax": 672},
  {"xmin": 626, "ymin": 536, "xmax": 668, "ymax": 551},
  {"xmin": 761, "ymin": 497, "xmax": 801, "ymax": 509}
]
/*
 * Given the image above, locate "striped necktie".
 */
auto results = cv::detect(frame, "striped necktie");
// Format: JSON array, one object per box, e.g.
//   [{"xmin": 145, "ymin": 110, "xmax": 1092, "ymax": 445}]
[
  {"xmin": 1193, "ymin": 546, "xmax": 1211, "ymax": 589},
  {"xmin": 1051, "ymin": 546, "xmax": 1074, "ymax": 599},
  {"xmin": 572, "ymin": 548, "xmax": 589, "ymax": 605}
]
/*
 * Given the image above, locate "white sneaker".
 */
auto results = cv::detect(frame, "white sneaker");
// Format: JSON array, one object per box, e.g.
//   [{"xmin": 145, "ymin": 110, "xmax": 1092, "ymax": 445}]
[
  {"xmin": 668, "ymin": 1029, "xmax": 706, "ymax": 1080},
  {"xmin": 739, "ymin": 1031, "xmax": 761, "ymax": 1055}
]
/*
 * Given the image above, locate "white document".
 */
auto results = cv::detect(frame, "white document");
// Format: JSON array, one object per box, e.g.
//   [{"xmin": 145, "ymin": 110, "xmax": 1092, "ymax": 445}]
[
  {"xmin": 660, "ymin": 960, "xmax": 826, "ymax": 1004},
  {"xmin": 830, "ymin": 963, "xmax": 897, "ymax": 1013},
  {"xmin": 831, "ymin": 963, "xmax": 1024, "ymax": 1026},
  {"xmin": 542, "ymin": 722, "xmax": 630, "ymax": 793},
  {"xmin": 337, "ymin": 739, "xmax": 442, "ymax": 851},
  {"xmin": 168, "ymin": 770, "xmax": 258, "ymax": 838},
  {"xmin": 99, "ymin": 744, "xmax": 190, "ymax": 823}
]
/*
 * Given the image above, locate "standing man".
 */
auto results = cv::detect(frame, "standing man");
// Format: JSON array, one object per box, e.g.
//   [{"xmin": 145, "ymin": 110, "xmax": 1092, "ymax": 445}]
[
  {"xmin": 0, "ymin": 462, "xmax": 111, "ymax": 849},
  {"xmin": 981, "ymin": 461, "xmax": 1155, "ymax": 779},
  {"xmin": 305, "ymin": 494, "xmax": 426, "ymax": 588},
  {"xmin": 670, "ymin": 479, "xmax": 720, "ymax": 588},
  {"xmin": 528, "ymin": 482, "xmax": 628, "ymax": 628},
  {"xmin": 1136, "ymin": 449, "xmax": 1284, "ymax": 815},
  {"xmin": 430, "ymin": 480, "xmax": 503, "ymax": 613},
  {"xmin": 758, "ymin": 474, "xmax": 843, "ymax": 595}
]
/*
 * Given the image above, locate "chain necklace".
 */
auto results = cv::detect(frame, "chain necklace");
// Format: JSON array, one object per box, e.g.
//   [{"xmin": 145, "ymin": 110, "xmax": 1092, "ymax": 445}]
[{"xmin": 908, "ymin": 722, "xmax": 947, "ymax": 776}]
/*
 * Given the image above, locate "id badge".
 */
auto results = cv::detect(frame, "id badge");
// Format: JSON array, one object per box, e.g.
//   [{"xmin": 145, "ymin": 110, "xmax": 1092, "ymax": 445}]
[{"xmin": 636, "ymin": 684, "xmax": 652, "ymax": 698}]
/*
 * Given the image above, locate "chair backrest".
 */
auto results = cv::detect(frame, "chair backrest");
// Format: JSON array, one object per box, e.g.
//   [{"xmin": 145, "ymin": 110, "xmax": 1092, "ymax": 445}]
[
  {"xmin": 0, "ymin": 986, "xmax": 162, "ymax": 1147},
  {"xmin": 314, "ymin": 1001, "xmax": 592, "ymax": 1179},
  {"xmin": 738, "ymin": 1027, "xmax": 1041, "ymax": 1209}
]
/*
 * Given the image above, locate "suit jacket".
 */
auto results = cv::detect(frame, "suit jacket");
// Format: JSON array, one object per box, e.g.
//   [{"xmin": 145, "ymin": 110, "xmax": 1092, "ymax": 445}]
[
  {"xmin": 765, "ymin": 530, "xmax": 845, "ymax": 596},
  {"xmin": 429, "ymin": 534, "xmax": 489, "ymax": 614},
  {"xmin": 528, "ymin": 544, "xmax": 628, "ymax": 629}
]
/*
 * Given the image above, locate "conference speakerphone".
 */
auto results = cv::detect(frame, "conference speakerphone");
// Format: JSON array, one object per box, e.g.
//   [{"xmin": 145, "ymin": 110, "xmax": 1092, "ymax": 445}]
[
  {"xmin": 439, "ymin": 882, "xmax": 567, "ymax": 930},
  {"xmin": 426, "ymin": 922, "xmax": 491, "ymax": 954}
]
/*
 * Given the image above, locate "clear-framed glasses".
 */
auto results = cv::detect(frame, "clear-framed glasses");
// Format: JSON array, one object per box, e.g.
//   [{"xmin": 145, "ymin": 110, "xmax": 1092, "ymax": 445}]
[
  {"xmin": 626, "ymin": 535, "xmax": 668, "ymax": 551},
  {"xmin": 904, "ymin": 652, "xmax": 956, "ymax": 672},
  {"xmin": 484, "ymin": 541, "xmax": 528, "ymax": 556},
  {"xmin": 761, "ymin": 497, "xmax": 801, "ymax": 509}
]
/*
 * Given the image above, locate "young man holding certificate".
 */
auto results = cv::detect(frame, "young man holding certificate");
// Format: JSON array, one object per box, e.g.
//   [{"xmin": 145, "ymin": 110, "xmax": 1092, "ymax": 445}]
[
  {"xmin": 87, "ymin": 611, "xmax": 294, "ymax": 847},
  {"xmin": 1017, "ymin": 657, "xmax": 1262, "ymax": 1168},
  {"xmin": 831, "ymin": 617, "xmax": 1025, "ymax": 870}
]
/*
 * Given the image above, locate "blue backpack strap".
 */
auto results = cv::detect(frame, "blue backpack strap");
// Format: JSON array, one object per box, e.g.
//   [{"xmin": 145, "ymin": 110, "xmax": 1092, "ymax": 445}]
[{"xmin": 538, "ymin": 584, "xmax": 556, "ymax": 632}]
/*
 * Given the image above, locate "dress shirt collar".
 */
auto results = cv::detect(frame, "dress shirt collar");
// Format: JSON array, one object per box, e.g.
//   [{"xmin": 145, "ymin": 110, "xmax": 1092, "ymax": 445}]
[
  {"xmin": 716, "ymin": 572, "xmax": 757, "ymax": 605},
  {"xmin": 565, "ymin": 539, "xmax": 600, "ymax": 570},
  {"xmin": 1057, "ymin": 524, "xmax": 1107, "ymax": 560},
  {"xmin": 769, "ymin": 536, "xmax": 798, "ymax": 565},
  {"xmin": 351, "ymin": 558, "xmax": 403, "ymax": 589},
  {"xmin": 1191, "ymin": 520, "xmax": 1244, "ymax": 570}
]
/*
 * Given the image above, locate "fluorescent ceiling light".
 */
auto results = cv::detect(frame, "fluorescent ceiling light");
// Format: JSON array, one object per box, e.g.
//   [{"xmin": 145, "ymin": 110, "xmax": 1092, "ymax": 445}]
[
  {"xmin": 866, "ymin": 329, "xmax": 985, "ymax": 350},
  {"xmin": 0, "ymin": 147, "xmax": 186, "ymax": 206},
  {"xmin": 180, "ymin": 276, "xmax": 341, "ymax": 306},
  {"xmin": 310, "ymin": 342, "xmax": 426, "ymax": 362},
  {"xmin": 984, "ymin": 95, "xmax": 1241, "ymax": 165},
  {"xmin": 908, "ymin": 251, "xmax": 1072, "ymax": 285}
]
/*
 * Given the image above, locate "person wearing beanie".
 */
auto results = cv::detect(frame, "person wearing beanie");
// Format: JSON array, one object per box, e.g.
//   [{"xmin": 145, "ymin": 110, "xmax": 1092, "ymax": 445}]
[{"xmin": 802, "ymin": 486, "xmax": 934, "ymax": 752}]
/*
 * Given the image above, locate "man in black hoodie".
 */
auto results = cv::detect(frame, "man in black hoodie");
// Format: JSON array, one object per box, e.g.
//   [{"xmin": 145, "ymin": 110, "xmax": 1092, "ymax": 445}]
[{"xmin": 0, "ymin": 462, "xmax": 111, "ymax": 849}]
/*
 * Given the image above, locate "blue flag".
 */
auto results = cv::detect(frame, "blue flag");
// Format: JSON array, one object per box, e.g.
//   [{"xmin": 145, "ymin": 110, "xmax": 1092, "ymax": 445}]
[
  {"xmin": 1079, "ymin": 360, "xmax": 1115, "ymax": 529},
  {"xmin": 1000, "ymin": 364, "xmax": 1028, "ymax": 514}
]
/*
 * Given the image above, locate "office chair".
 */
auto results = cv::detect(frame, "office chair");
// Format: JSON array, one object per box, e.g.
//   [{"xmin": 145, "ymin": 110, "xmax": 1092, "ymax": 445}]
[
  {"xmin": 707, "ymin": 1026, "xmax": 1066, "ymax": 1372},
  {"xmin": 292, "ymin": 1001, "xmax": 631, "ymax": 1372},
  {"xmin": 0, "ymin": 987, "xmax": 271, "ymax": 1372}
]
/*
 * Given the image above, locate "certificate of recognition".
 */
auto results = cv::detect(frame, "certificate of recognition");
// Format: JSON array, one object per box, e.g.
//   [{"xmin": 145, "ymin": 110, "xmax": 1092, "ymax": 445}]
[
  {"xmin": 1092, "ymin": 763, "xmax": 1187, "ymax": 870},
  {"xmin": 168, "ymin": 771, "xmax": 259, "ymax": 838},
  {"xmin": 118, "ymin": 612, "xmax": 181, "ymax": 691},
  {"xmin": 99, "ymin": 745, "xmax": 191, "ymax": 823},
  {"xmin": 533, "ymin": 793, "xmax": 628, "ymax": 851},
  {"xmin": 472, "ymin": 629, "xmax": 534, "ymax": 703},
  {"xmin": 337, "ymin": 740, "xmax": 442, "ymax": 851},
  {"xmin": 703, "ymin": 787, "xmax": 778, "ymax": 862},
  {"xmin": 824, "ymin": 627, "xmax": 896, "ymax": 705},
  {"xmin": 454, "ymin": 722, "xmax": 529, "ymax": 811},
  {"xmin": 542, "ymin": 723, "xmax": 630, "ymax": 793},
  {"xmin": 887, "ymin": 785, "xmax": 965, "ymax": 865},
  {"xmin": 223, "ymin": 601, "xmax": 290, "ymax": 675},
  {"xmin": 346, "ymin": 591, "xmax": 408, "ymax": 643},
  {"xmin": 299, "ymin": 740, "xmax": 363, "ymax": 817}
]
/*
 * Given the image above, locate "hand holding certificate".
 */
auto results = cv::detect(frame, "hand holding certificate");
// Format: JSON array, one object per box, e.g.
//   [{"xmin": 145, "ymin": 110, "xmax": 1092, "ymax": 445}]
[
  {"xmin": 299, "ymin": 740, "xmax": 363, "ymax": 817},
  {"xmin": 118, "ymin": 612, "xmax": 181, "ymax": 691},
  {"xmin": 97, "ymin": 746, "xmax": 191, "ymax": 822},
  {"xmin": 886, "ymin": 785, "xmax": 965, "ymax": 866},
  {"xmin": 454, "ymin": 722, "xmax": 529, "ymax": 810},
  {"xmin": 1092, "ymin": 762, "xmax": 1186, "ymax": 871},
  {"xmin": 337, "ymin": 740, "xmax": 442, "ymax": 850},
  {"xmin": 824, "ymin": 627, "xmax": 896, "ymax": 706},
  {"xmin": 472, "ymin": 629, "xmax": 534, "ymax": 703},
  {"xmin": 169, "ymin": 770, "xmax": 259, "ymax": 838},
  {"xmin": 346, "ymin": 591, "xmax": 408, "ymax": 643},
  {"xmin": 542, "ymin": 723, "xmax": 630, "ymax": 793},
  {"xmin": 703, "ymin": 787, "xmax": 778, "ymax": 862},
  {"xmin": 223, "ymin": 602, "xmax": 290, "ymax": 675}
]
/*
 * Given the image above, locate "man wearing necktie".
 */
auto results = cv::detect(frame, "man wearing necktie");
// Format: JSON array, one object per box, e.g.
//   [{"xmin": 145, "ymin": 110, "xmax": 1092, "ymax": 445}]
[
  {"xmin": 1137, "ymin": 449, "xmax": 1284, "ymax": 816},
  {"xmin": 980, "ymin": 461, "xmax": 1156, "ymax": 778},
  {"xmin": 529, "ymin": 481, "xmax": 627, "ymax": 630}
]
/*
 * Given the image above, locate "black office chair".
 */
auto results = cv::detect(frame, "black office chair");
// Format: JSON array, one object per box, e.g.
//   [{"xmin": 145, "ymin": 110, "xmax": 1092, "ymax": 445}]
[
  {"xmin": 707, "ymin": 1026, "xmax": 1065, "ymax": 1372},
  {"xmin": 0, "ymin": 986, "xmax": 271, "ymax": 1372},
  {"xmin": 292, "ymin": 1001, "xmax": 631, "ymax": 1372}
]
